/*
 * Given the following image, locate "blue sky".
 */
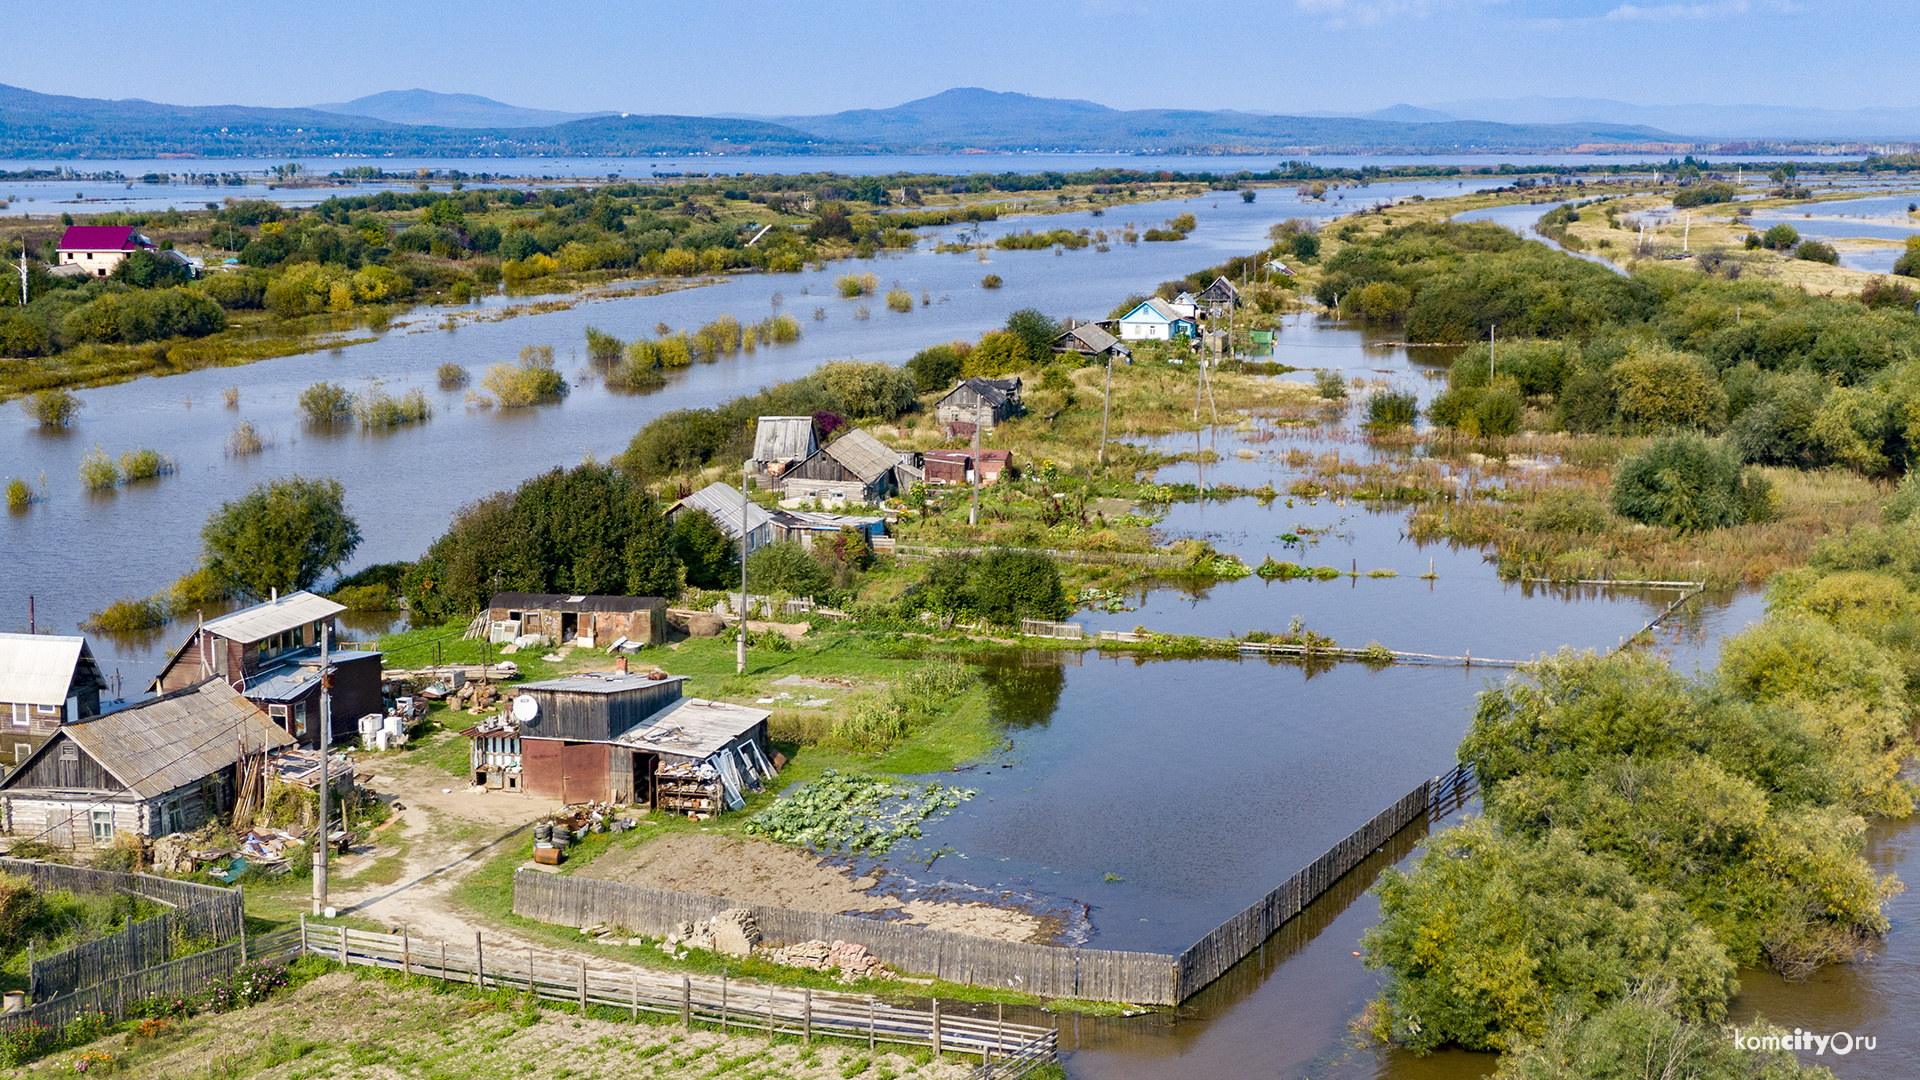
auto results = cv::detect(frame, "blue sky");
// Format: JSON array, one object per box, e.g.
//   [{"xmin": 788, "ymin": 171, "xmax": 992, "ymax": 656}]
[{"xmin": 11, "ymin": 0, "xmax": 1904, "ymax": 115}]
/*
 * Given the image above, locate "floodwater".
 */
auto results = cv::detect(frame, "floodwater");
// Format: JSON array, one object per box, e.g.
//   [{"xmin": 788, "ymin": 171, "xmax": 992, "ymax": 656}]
[
  {"xmin": 4, "ymin": 177, "xmax": 1497, "ymax": 688},
  {"xmin": 0, "ymin": 151, "xmax": 1714, "ymax": 217}
]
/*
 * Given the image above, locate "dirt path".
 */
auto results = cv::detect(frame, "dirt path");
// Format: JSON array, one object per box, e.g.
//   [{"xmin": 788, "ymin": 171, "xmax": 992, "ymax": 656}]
[{"xmin": 580, "ymin": 833, "xmax": 1053, "ymax": 944}]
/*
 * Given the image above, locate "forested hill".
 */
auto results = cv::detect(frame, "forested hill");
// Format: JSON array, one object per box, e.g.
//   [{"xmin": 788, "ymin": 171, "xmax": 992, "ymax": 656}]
[
  {"xmin": 0, "ymin": 85, "xmax": 836, "ymax": 158},
  {"xmin": 0, "ymin": 83, "xmax": 1693, "ymax": 159},
  {"xmin": 776, "ymin": 88, "xmax": 1686, "ymax": 153}
]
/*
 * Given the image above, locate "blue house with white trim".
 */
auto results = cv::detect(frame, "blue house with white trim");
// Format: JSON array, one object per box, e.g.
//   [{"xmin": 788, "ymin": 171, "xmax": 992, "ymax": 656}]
[{"xmin": 1116, "ymin": 297, "xmax": 1198, "ymax": 342}]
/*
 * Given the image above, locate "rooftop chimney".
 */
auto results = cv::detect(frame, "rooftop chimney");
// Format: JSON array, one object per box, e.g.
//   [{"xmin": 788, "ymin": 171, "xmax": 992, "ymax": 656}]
[{"xmin": 614, "ymin": 656, "xmax": 628, "ymax": 674}]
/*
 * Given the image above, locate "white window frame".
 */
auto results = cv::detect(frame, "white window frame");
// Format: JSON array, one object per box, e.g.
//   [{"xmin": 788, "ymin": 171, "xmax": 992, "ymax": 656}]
[
  {"xmin": 91, "ymin": 809, "xmax": 114, "ymax": 843},
  {"xmin": 10, "ymin": 704, "xmax": 27, "ymax": 728}
]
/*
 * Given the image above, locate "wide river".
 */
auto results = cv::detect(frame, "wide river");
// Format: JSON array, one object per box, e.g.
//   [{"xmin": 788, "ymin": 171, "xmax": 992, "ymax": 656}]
[{"xmin": 3, "ymin": 168, "xmax": 1910, "ymax": 1077}]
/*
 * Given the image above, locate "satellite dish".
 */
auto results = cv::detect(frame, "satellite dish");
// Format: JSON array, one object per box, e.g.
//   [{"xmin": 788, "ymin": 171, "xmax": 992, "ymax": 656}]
[{"xmin": 511, "ymin": 695, "xmax": 539, "ymax": 723}]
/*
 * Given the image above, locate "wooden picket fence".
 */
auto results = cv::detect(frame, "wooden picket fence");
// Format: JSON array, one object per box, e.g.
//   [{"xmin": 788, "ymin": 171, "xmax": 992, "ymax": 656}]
[
  {"xmin": 294, "ymin": 921, "xmax": 1056, "ymax": 1067},
  {"xmin": 516, "ymin": 762, "xmax": 1480, "ymax": 1005},
  {"xmin": 514, "ymin": 872, "xmax": 1176, "ymax": 1004},
  {"xmin": 1019, "ymin": 619, "xmax": 1084, "ymax": 640}
]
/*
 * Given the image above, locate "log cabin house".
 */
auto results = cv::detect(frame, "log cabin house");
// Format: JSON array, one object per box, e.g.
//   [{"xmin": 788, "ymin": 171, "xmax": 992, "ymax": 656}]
[
  {"xmin": 483, "ymin": 593, "xmax": 668, "ymax": 648},
  {"xmin": 934, "ymin": 378, "xmax": 1022, "ymax": 434},
  {"xmin": 0, "ymin": 679, "xmax": 294, "ymax": 850},
  {"xmin": 0, "ymin": 633, "xmax": 108, "ymax": 771},
  {"xmin": 466, "ymin": 669, "xmax": 770, "ymax": 811},
  {"xmin": 151, "ymin": 591, "xmax": 383, "ymax": 749},
  {"xmin": 778, "ymin": 428, "xmax": 919, "ymax": 505}
]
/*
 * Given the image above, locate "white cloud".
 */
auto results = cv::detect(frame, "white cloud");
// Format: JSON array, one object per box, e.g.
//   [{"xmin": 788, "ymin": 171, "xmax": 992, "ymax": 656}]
[
  {"xmin": 1605, "ymin": 0, "xmax": 1794, "ymax": 19},
  {"xmin": 1293, "ymin": 0, "xmax": 1483, "ymax": 27}
]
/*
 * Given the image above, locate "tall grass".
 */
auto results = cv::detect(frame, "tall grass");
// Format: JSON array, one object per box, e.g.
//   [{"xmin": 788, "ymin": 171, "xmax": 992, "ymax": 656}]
[
  {"xmin": 885, "ymin": 288, "xmax": 914, "ymax": 313},
  {"xmin": 354, "ymin": 386, "xmax": 432, "ymax": 429},
  {"xmin": 20, "ymin": 388, "xmax": 80, "ymax": 428},
  {"xmin": 79, "ymin": 445, "xmax": 119, "ymax": 490},
  {"xmin": 221, "ymin": 386, "xmax": 240, "ymax": 409},
  {"xmin": 225, "ymin": 421, "xmax": 268, "ymax": 456},
  {"xmin": 5, "ymin": 477, "xmax": 34, "ymax": 511},
  {"xmin": 835, "ymin": 272, "xmax": 878, "ymax": 298},
  {"xmin": 298, "ymin": 381, "xmax": 353, "ymax": 423}
]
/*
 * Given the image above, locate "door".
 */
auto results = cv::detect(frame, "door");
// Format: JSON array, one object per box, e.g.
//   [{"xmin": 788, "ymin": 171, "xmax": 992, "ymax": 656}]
[
  {"xmin": 560, "ymin": 613, "xmax": 578, "ymax": 644},
  {"xmin": 632, "ymin": 753, "xmax": 656, "ymax": 808}
]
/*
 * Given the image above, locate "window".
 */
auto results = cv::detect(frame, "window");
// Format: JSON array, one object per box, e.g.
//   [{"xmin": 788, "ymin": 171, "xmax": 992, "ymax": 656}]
[
  {"xmin": 10, "ymin": 704, "xmax": 26, "ymax": 728},
  {"xmin": 34, "ymin": 704, "xmax": 58, "ymax": 717},
  {"xmin": 13, "ymin": 744, "xmax": 29, "ymax": 763},
  {"xmin": 293, "ymin": 703, "xmax": 309, "ymax": 739},
  {"xmin": 91, "ymin": 809, "xmax": 113, "ymax": 843}
]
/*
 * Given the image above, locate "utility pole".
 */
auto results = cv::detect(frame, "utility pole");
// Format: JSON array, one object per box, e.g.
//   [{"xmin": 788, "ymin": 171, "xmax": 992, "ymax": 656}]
[
  {"xmin": 312, "ymin": 624, "xmax": 333, "ymax": 916},
  {"xmin": 16, "ymin": 240, "xmax": 27, "ymax": 307},
  {"xmin": 969, "ymin": 396, "xmax": 982, "ymax": 527},
  {"xmin": 737, "ymin": 462, "xmax": 748, "ymax": 675},
  {"xmin": 1099, "ymin": 351, "xmax": 1113, "ymax": 469},
  {"xmin": 1489, "ymin": 323, "xmax": 1496, "ymax": 382}
]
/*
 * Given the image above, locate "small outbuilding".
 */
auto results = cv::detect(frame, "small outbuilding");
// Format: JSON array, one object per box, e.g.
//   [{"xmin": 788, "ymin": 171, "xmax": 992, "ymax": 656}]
[
  {"xmin": 1052, "ymin": 321, "xmax": 1131, "ymax": 363},
  {"xmin": 667, "ymin": 482, "xmax": 774, "ymax": 555},
  {"xmin": 780, "ymin": 428, "xmax": 918, "ymax": 505},
  {"xmin": 0, "ymin": 633, "xmax": 108, "ymax": 770},
  {"xmin": 768, "ymin": 509, "xmax": 885, "ymax": 551},
  {"xmin": 935, "ymin": 378, "xmax": 1022, "ymax": 433},
  {"xmin": 483, "ymin": 593, "xmax": 668, "ymax": 648},
  {"xmin": 0, "ymin": 679, "xmax": 294, "ymax": 849},
  {"xmin": 751, "ymin": 416, "xmax": 819, "ymax": 481},
  {"xmin": 471, "ymin": 670, "xmax": 770, "ymax": 810}
]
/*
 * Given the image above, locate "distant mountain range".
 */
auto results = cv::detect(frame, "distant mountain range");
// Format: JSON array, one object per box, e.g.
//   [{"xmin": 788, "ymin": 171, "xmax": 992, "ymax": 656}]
[
  {"xmin": 1, "ymin": 84, "xmax": 1910, "ymax": 161},
  {"xmin": 310, "ymin": 89, "xmax": 614, "ymax": 129},
  {"xmin": 1358, "ymin": 97, "xmax": 1920, "ymax": 141}
]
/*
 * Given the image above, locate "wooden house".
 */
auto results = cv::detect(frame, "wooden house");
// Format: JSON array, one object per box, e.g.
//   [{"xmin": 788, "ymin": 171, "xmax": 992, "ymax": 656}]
[
  {"xmin": 0, "ymin": 680, "xmax": 293, "ymax": 849},
  {"xmin": 151, "ymin": 591, "xmax": 382, "ymax": 749},
  {"xmin": 471, "ymin": 671, "xmax": 770, "ymax": 809},
  {"xmin": 780, "ymin": 428, "xmax": 918, "ymax": 505},
  {"xmin": 751, "ymin": 416, "xmax": 818, "ymax": 481},
  {"xmin": 1116, "ymin": 297, "xmax": 1197, "ymax": 341},
  {"xmin": 1052, "ymin": 321, "xmax": 1131, "ymax": 363},
  {"xmin": 934, "ymin": 379, "xmax": 1022, "ymax": 433},
  {"xmin": 666, "ymin": 482, "xmax": 774, "ymax": 555},
  {"xmin": 0, "ymin": 634, "xmax": 107, "ymax": 771},
  {"xmin": 484, "ymin": 593, "xmax": 668, "ymax": 648},
  {"xmin": 922, "ymin": 449, "xmax": 972, "ymax": 486},
  {"xmin": 1194, "ymin": 276, "xmax": 1243, "ymax": 309}
]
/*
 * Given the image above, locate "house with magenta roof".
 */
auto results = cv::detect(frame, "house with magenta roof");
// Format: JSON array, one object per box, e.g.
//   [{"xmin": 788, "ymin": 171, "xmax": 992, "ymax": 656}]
[{"xmin": 55, "ymin": 225, "xmax": 154, "ymax": 278}]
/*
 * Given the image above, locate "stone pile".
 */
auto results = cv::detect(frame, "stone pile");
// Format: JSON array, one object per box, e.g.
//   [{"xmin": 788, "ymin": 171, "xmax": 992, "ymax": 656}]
[{"xmin": 765, "ymin": 939, "xmax": 894, "ymax": 981}]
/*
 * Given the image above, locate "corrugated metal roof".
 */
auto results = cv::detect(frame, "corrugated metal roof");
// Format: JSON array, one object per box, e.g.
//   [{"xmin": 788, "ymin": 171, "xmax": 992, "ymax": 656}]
[
  {"xmin": 1057, "ymin": 323, "xmax": 1121, "ymax": 354},
  {"xmin": 0, "ymin": 633, "xmax": 88, "ymax": 707},
  {"xmin": 674, "ymin": 483, "xmax": 772, "ymax": 540},
  {"xmin": 518, "ymin": 672, "xmax": 690, "ymax": 695},
  {"xmin": 1121, "ymin": 297, "xmax": 1182, "ymax": 324},
  {"xmin": 202, "ymin": 591, "xmax": 344, "ymax": 644},
  {"xmin": 488, "ymin": 593, "xmax": 665, "ymax": 613},
  {"xmin": 8, "ymin": 680, "xmax": 294, "ymax": 800},
  {"xmin": 612, "ymin": 697, "xmax": 770, "ymax": 759},
  {"xmin": 753, "ymin": 416, "xmax": 816, "ymax": 463},
  {"xmin": 57, "ymin": 225, "xmax": 143, "ymax": 252},
  {"xmin": 821, "ymin": 429, "xmax": 904, "ymax": 483}
]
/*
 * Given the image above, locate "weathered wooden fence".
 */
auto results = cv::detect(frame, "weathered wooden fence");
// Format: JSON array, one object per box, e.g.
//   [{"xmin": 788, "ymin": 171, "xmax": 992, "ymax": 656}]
[
  {"xmin": 1019, "ymin": 619, "xmax": 1084, "ymax": 640},
  {"xmin": 0, "ymin": 927, "xmax": 298, "ymax": 1044},
  {"xmin": 513, "ymin": 762, "xmax": 1482, "ymax": 1005},
  {"xmin": 0, "ymin": 858, "xmax": 247, "ymax": 1001},
  {"xmin": 296, "ymin": 922, "xmax": 1057, "ymax": 1065},
  {"xmin": 30, "ymin": 894, "xmax": 246, "ymax": 1001},
  {"xmin": 513, "ymin": 872, "xmax": 1179, "ymax": 1004}
]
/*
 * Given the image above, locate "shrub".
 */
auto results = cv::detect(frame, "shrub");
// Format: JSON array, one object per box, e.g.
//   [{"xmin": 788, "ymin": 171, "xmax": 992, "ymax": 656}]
[
  {"xmin": 980, "ymin": 274, "xmax": 1002, "ymax": 289},
  {"xmin": 5, "ymin": 477, "xmax": 32, "ymax": 510},
  {"xmin": 885, "ymin": 288, "xmax": 913, "ymax": 313},
  {"xmin": 584, "ymin": 325, "xmax": 624, "ymax": 363},
  {"xmin": 81, "ymin": 596, "xmax": 168, "ymax": 633},
  {"xmin": 1893, "ymin": 236, "xmax": 1920, "ymax": 278},
  {"xmin": 1796, "ymin": 240, "xmax": 1839, "ymax": 265},
  {"xmin": 79, "ymin": 444, "xmax": 120, "ymax": 490},
  {"xmin": 21, "ymin": 388, "xmax": 80, "ymax": 428},
  {"xmin": 1671, "ymin": 182, "xmax": 1739, "ymax": 208},
  {"xmin": 298, "ymin": 381, "xmax": 354, "ymax": 424},
  {"xmin": 436, "ymin": 362, "xmax": 470, "ymax": 387},
  {"xmin": 1611, "ymin": 433, "xmax": 1773, "ymax": 530},
  {"xmin": 1762, "ymin": 223, "xmax": 1801, "ymax": 250},
  {"xmin": 0, "ymin": 312, "xmax": 50, "ymax": 357},
  {"xmin": 483, "ymin": 345, "xmax": 568, "ymax": 407},
  {"xmin": 1470, "ymin": 387, "xmax": 1522, "ymax": 437},
  {"xmin": 353, "ymin": 386, "xmax": 431, "ymax": 429},
  {"xmin": 1859, "ymin": 276, "xmax": 1917, "ymax": 310},
  {"xmin": 117, "ymin": 447, "xmax": 175, "ymax": 482},
  {"xmin": 224, "ymin": 421, "xmax": 266, "ymax": 456},
  {"xmin": 836, "ymin": 273, "xmax": 878, "ymax": 298},
  {"xmin": 747, "ymin": 541, "xmax": 832, "ymax": 598},
  {"xmin": 60, "ymin": 287, "xmax": 226, "ymax": 343},
  {"xmin": 1363, "ymin": 389, "xmax": 1418, "ymax": 428},
  {"xmin": 1612, "ymin": 344, "xmax": 1726, "ymax": 432},
  {"xmin": 906, "ymin": 343, "xmax": 966, "ymax": 391},
  {"xmin": 1313, "ymin": 369, "xmax": 1347, "ymax": 400},
  {"xmin": 1523, "ymin": 489, "xmax": 1610, "ymax": 533}
]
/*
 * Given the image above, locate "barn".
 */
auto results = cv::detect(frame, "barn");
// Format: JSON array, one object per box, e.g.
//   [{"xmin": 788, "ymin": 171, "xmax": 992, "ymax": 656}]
[{"xmin": 779, "ymin": 429, "xmax": 918, "ymax": 505}]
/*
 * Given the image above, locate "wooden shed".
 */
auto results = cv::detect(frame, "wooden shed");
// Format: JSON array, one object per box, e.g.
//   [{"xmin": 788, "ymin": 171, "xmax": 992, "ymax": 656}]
[
  {"xmin": 478, "ymin": 671, "xmax": 769, "ymax": 809},
  {"xmin": 484, "ymin": 593, "xmax": 668, "ymax": 648},
  {"xmin": 934, "ymin": 378, "xmax": 1022, "ymax": 432},
  {"xmin": 780, "ymin": 428, "xmax": 917, "ymax": 505},
  {"xmin": 0, "ymin": 680, "xmax": 293, "ymax": 849},
  {"xmin": 751, "ymin": 416, "xmax": 818, "ymax": 480}
]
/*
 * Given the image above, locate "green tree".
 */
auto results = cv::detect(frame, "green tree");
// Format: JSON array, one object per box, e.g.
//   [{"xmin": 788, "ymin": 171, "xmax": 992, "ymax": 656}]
[
  {"xmin": 1762, "ymin": 223, "xmax": 1801, "ymax": 250},
  {"xmin": 1611, "ymin": 434, "xmax": 1771, "ymax": 531},
  {"xmin": 1003, "ymin": 308, "xmax": 1061, "ymax": 367},
  {"xmin": 672, "ymin": 509, "xmax": 737, "ymax": 589},
  {"xmin": 971, "ymin": 549, "xmax": 1067, "ymax": 624},
  {"xmin": 202, "ymin": 476, "xmax": 362, "ymax": 598},
  {"xmin": 746, "ymin": 541, "xmax": 831, "ymax": 598}
]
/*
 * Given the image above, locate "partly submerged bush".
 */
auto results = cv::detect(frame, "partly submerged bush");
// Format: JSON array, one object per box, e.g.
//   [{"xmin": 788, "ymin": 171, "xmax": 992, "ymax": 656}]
[
  {"xmin": 297, "ymin": 381, "xmax": 354, "ymax": 424},
  {"xmin": 20, "ymin": 389, "xmax": 80, "ymax": 428},
  {"xmin": 1611, "ymin": 433, "xmax": 1773, "ymax": 531}
]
